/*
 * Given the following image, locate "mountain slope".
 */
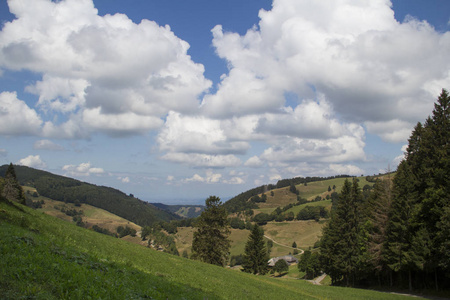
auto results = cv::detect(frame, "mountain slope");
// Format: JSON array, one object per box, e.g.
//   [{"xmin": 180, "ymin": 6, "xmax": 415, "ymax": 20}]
[
  {"xmin": 0, "ymin": 165, "xmax": 179, "ymax": 227},
  {"xmin": 152, "ymin": 203, "xmax": 205, "ymax": 218},
  {"xmin": 0, "ymin": 200, "xmax": 415, "ymax": 299}
]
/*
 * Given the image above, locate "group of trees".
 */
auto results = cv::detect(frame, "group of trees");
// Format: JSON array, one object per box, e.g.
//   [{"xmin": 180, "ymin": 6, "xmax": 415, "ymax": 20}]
[{"xmin": 318, "ymin": 89, "xmax": 450, "ymax": 290}]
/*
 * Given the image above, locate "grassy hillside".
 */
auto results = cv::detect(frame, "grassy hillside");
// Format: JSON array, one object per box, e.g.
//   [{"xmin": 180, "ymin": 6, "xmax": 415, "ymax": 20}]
[
  {"xmin": 0, "ymin": 165, "xmax": 179, "ymax": 226},
  {"xmin": 23, "ymin": 186, "xmax": 141, "ymax": 236},
  {"xmin": 0, "ymin": 200, "xmax": 419, "ymax": 299}
]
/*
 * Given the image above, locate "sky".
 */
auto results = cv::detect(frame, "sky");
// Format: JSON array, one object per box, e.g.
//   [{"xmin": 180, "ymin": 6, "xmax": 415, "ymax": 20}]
[{"xmin": 0, "ymin": 0, "xmax": 449, "ymax": 204}]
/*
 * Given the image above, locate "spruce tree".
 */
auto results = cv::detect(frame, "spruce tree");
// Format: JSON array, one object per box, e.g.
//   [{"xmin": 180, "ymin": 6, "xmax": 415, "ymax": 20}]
[
  {"xmin": 242, "ymin": 224, "xmax": 269, "ymax": 275},
  {"xmin": 367, "ymin": 178, "xmax": 393, "ymax": 282},
  {"xmin": 320, "ymin": 179, "xmax": 361, "ymax": 285},
  {"xmin": 191, "ymin": 196, "xmax": 231, "ymax": 267},
  {"xmin": 1, "ymin": 163, "xmax": 25, "ymax": 205}
]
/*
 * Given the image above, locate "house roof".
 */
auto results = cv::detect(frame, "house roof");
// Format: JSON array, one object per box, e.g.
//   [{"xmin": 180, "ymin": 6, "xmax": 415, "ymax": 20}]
[{"xmin": 267, "ymin": 255, "xmax": 299, "ymax": 267}]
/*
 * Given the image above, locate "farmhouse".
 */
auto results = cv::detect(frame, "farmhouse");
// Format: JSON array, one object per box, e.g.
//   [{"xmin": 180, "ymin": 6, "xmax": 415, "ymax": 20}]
[{"xmin": 267, "ymin": 255, "xmax": 298, "ymax": 267}]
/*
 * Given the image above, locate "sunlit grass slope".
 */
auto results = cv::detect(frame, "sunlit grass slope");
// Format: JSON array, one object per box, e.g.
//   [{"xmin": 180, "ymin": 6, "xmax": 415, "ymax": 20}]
[{"xmin": 0, "ymin": 201, "xmax": 419, "ymax": 299}]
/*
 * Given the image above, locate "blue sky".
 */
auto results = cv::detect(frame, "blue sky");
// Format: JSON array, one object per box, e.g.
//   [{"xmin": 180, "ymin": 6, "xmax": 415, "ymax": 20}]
[{"xmin": 0, "ymin": 0, "xmax": 449, "ymax": 204}]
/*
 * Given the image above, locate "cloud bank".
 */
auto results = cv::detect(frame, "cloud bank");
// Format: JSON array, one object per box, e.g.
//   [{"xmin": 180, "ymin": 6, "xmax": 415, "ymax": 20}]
[{"xmin": 1, "ymin": 0, "xmax": 450, "ymax": 181}]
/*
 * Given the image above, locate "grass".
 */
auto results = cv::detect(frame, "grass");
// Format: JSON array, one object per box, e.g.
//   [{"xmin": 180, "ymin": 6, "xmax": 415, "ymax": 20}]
[
  {"xmin": 0, "ymin": 200, "xmax": 421, "ymax": 299},
  {"xmin": 24, "ymin": 187, "xmax": 141, "ymax": 235},
  {"xmin": 263, "ymin": 220, "xmax": 326, "ymax": 256}
]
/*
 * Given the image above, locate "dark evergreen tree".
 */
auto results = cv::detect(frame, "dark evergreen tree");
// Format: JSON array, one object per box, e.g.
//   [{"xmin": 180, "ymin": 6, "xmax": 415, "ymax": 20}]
[
  {"xmin": 366, "ymin": 178, "xmax": 393, "ymax": 283},
  {"xmin": 320, "ymin": 179, "xmax": 357, "ymax": 285},
  {"xmin": 191, "ymin": 196, "xmax": 231, "ymax": 267},
  {"xmin": 1, "ymin": 163, "xmax": 25, "ymax": 204},
  {"xmin": 242, "ymin": 224, "xmax": 269, "ymax": 275},
  {"xmin": 298, "ymin": 250, "xmax": 321, "ymax": 279},
  {"xmin": 273, "ymin": 259, "xmax": 289, "ymax": 275}
]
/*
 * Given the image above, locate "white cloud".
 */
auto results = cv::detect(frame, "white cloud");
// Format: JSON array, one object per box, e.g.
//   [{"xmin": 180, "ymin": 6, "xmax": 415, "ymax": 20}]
[
  {"xmin": 0, "ymin": 0, "xmax": 211, "ymax": 137},
  {"xmin": 118, "ymin": 176, "xmax": 130, "ymax": 183},
  {"xmin": 206, "ymin": 0, "xmax": 450, "ymax": 142},
  {"xmin": 62, "ymin": 162, "xmax": 104, "ymax": 177},
  {"xmin": 0, "ymin": 149, "xmax": 7, "ymax": 156},
  {"xmin": 244, "ymin": 156, "xmax": 264, "ymax": 167},
  {"xmin": 365, "ymin": 120, "xmax": 414, "ymax": 143},
  {"xmin": 158, "ymin": 111, "xmax": 250, "ymax": 155},
  {"xmin": 161, "ymin": 152, "xmax": 241, "ymax": 168},
  {"xmin": 33, "ymin": 139, "xmax": 64, "ymax": 151},
  {"xmin": 224, "ymin": 177, "xmax": 245, "ymax": 185},
  {"xmin": 0, "ymin": 92, "xmax": 42, "ymax": 136},
  {"xmin": 184, "ymin": 170, "xmax": 222, "ymax": 184},
  {"xmin": 17, "ymin": 155, "xmax": 46, "ymax": 169},
  {"xmin": 167, "ymin": 175, "xmax": 175, "ymax": 181},
  {"xmin": 392, "ymin": 144, "xmax": 408, "ymax": 167}
]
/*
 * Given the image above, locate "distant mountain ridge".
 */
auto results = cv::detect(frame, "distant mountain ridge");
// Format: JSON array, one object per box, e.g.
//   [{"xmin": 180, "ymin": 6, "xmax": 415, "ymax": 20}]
[
  {"xmin": 0, "ymin": 165, "xmax": 180, "ymax": 227},
  {"xmin": 151, "ymin": 203, "xmax": 205, "ymax": 219}
]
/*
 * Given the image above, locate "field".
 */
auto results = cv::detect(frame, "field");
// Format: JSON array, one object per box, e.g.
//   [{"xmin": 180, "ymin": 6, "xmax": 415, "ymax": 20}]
[
  {"xmin": 24, "ymin": 186, "xmax": 141, "ymax": 235},
  {"xmin": 263, "ymin": 220, "xmax": 326, "ymax": 255},
  {"xmin": 0, "ymin": 200, "xmax": 420, "ymax": 299}
]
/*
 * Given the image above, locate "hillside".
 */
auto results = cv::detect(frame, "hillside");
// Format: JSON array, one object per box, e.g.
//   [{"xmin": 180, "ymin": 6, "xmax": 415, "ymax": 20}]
[
  {"xmin": 0, "ymin": 165, "xmax": 179, "ymax": 227},
  {"xmin": 152, "ymin": 203, "xmax": 205, "ymax": 219},
  {"xmin": 223, "ymin": 174, "xmax": 352, "ymax": 213},
  {"xmin": 23, "ymin": 186, "xmax": 142, "ymax": 237},
  {"xmin": 0, "ymin": 200, "xmax": 418, "ymax": 299}
]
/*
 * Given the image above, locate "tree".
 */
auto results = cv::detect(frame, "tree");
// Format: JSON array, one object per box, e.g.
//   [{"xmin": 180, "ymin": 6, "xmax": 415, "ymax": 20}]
[
  {"xmin": 292, "ymin": 241, "xmax": 297, "ymax": 249},
  {"xmin": 242, "ymin": 224, "xmax": 269, "ymax": 275},
  {"xmin": 320, "ymin": 178, "xmax": 362, "ymax": 286},
  {"xmin": 273, "ymin": 259, "xmax": 289, "ymax": 275},
  {"xmin": 191, "ymin": 196, "xmax": 231, "ymax": 267},
  {"xmin": 1, "ymin": 163, "xmax": 25, "ymax": 204},
  {"xmin": 299, "ymin": 250, "xmax": 321, "ymax": 279}
]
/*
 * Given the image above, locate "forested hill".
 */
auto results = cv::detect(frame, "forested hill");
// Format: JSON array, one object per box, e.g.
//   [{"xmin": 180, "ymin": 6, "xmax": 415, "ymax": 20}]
[
  {"xmin": 151, "ymin": 203, "xmax": 205, "ymax": 219},
  {"xmin": 0, "ymin": 165, "xmax": 179, "ymax": 226},
  {"xmin": 223, "ymin": 174, "xmax": 351, "ymax": 213}
]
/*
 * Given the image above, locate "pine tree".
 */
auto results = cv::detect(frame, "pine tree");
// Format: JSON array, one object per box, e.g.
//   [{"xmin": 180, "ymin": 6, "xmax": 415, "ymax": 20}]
[
  {"xmin": 1, "ymin": 163, "xmax": 25, "ymax": 205},
  {"xmin": 242, "ymin": 224, "xmax": 269, "ymax": 275},
  {"xmin": 320, "ymin": 179, "xmax": 361, "ymax": 286},
  {"xmin": 191, "ymin": 196, "xmax": 231, "ymax": 267},
  {"xmin": 366, "ymin": 178, "xmax": 393, "ymax": 283}
]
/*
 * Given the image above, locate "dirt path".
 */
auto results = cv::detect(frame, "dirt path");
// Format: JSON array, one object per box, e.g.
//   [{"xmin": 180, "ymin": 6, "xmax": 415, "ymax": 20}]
[
  {"xmin": 308, "ymin": 274, "xmax": 327, "ymax": 285},
  {"xmin": 264, "ymin": 235, "xmax": 304, "ymax": 255}
]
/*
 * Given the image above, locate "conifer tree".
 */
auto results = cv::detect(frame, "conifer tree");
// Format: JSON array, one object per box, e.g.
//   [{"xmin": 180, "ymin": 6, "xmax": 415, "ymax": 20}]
[
  {"xmin": 242, "ymin": 224, "xmax": 269, "ymax": 275},
  {"xmin": 1, "ymin": 163, "xmax": 25, "ymax": 205},
  {"xmin": 191, "ymin": 196, "xmax": 231, "ymax": 267},
  {"xmin": 320, "ymin": 179, "xmax": 361, "ymax": 286},
  {"xmin": 366, "ymin": 178, "xmax": 393, "ymax": 281}
]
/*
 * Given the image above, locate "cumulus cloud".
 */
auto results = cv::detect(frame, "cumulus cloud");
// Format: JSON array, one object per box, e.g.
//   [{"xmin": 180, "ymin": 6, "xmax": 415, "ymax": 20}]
[
  {"xmin": 205, "ymin": 0, "xmax": 450, "ymax": 142},
  {"xmin": 33, "ymin": 139, "xmax": 65, "ymax": 151},
  {"xmin": 118, "ymin": 176, "xmax": 130, "ymax": 183},
  {"xmin": 244, "ymin": 156, "xmax": 264, "ymax": 167},
  {"xmin": 184, "ymin": 170, "xmax": 222, "ymax": 184},
  {"xmin": 161, "ymin": 152, "xmax": 241, "ymax": 168},
  {"xmin": 17, "ymin": 155, "xmax": 47, "ymax": 169},
  {"xmin": 158, "ymin": 111, "xmax": 249, "ymax": 155},
  {"xmin": 0, "ymin": 92, "xmax": 42, "ymax": 136},
  {"xmin": 62, "ymin": 162, "xmax": 104, "ymax": 177},
  {"xmin": 0, "ymin": 0, "xmax": 211, "ymax": 137}
]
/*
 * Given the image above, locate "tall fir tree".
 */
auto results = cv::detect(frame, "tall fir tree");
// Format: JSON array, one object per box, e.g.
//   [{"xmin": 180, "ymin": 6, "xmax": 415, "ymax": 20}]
[
  {"xmin": 1, "ymin": 163, "xmax": 25, "ymax": 205},
  {"xmin": 242, "ymin": 224, "xmax": 269, "ymax": 275},
  {"xmin": 191, "ymin": 196, "xmax": 231, "ymax": 267},
  {"xmin": 366, "ymin": 178, "xmax": 393, "ymax": 283},
  {"xmin": 320, "ymin": 179, "xmax": 362, "ymax": 286}
]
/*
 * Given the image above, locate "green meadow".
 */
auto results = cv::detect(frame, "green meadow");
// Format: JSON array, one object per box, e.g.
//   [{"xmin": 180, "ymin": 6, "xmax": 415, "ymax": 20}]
[{"xmin": 1, "ymin": 200, "xmax": 421, "ymax": 299}]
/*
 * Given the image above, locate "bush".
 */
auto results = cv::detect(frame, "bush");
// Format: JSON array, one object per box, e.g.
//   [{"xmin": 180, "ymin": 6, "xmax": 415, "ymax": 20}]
[{"xmin": 273, "ymin": 259, "xmax": 289, "ymax": 275}]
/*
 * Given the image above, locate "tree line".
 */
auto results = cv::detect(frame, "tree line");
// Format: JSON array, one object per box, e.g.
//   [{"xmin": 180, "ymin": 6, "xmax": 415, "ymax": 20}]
[
  {"xmin": 315, "ymin": 89, "xmax": 450, "ymax": 291},
  {"xmin": 0, "ymin": 165, "xmax": 179, "ymax": 227}
]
